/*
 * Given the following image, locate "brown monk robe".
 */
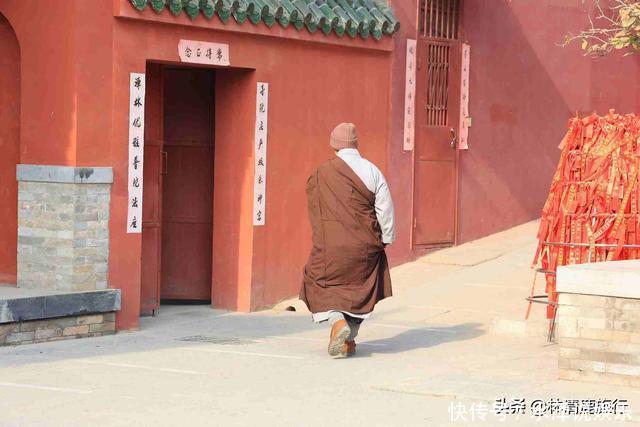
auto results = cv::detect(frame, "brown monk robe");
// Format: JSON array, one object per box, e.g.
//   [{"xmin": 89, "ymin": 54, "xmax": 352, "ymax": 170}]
[{"xmin": 300, "ymin": 123, "xmax": 393, "ymax": 357}]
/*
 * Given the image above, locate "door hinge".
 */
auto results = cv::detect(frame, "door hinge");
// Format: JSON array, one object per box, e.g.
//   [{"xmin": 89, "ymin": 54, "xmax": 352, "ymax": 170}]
[{"xmin": 413, "ymin": 217, "xmax": 417, "ymax": 228}]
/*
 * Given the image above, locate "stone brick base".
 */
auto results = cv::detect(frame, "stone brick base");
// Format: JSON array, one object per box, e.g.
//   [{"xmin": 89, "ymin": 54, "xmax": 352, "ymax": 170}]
[
  {"xmin": 16, "ymin": 165, "xmax": 112, "ymax": 292},
  {"xmin": 0, "ymin": 312, "xmax": 116, "ymax": 346},
  {"xmin": 556, "ymin": 260, "xmax": 640, "ymax": 387}
]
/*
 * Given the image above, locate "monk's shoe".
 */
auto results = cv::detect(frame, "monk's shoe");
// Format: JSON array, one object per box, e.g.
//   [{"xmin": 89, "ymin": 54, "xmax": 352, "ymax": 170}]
[{"xmin": 328, "ymin": 319, "xmax": 350, "ymax": 357}]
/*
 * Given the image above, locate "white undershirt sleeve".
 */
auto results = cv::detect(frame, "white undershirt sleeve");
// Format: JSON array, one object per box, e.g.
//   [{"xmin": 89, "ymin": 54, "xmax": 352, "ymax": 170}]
[{"xmin": 373, "ymin": 169, "xmax": 396, "ymax": 245}]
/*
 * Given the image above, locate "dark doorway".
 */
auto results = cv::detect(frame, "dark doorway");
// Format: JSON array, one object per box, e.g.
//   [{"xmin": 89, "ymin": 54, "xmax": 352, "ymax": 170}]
[
  {"xmin": 161, "ymin": 68, "xmax": 214, "ymax": 301},
  {"xmin": 140, "ymin": 65, "xmax": 214, "ymax": 315}
]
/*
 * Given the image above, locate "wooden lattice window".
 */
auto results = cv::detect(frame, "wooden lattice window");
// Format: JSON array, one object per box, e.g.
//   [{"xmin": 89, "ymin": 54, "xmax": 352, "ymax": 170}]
[
  {"xmin": 426, "ymin": 44, "xmax": 450, "ymax": 126},
  {"xmin": 419, "ymin": 0, "xmax": 460, "ymax": 40}
]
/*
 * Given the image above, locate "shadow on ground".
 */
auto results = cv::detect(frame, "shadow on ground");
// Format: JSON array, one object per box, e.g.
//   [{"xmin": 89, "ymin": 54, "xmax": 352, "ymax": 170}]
[
  {"xmin": 357, "ymin": 323, "xmax": 485, "ymax": 357},
  {"xmin": 0, "ymin": 303, "xmax": 487, "ymax": 367}
]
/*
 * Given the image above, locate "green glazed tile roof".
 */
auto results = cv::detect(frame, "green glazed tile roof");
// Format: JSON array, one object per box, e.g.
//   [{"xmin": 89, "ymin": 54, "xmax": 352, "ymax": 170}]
[{"xmin": 129, "ymin": 0, "xmax": 400, "ymax": 40}]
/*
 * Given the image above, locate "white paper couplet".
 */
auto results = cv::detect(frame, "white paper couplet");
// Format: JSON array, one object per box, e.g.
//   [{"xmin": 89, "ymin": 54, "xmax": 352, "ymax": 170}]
[
  {"xmin": 458, "ymin": 43, "xmax": 471, "ymax": 150},
  {"xmin": 178, "ymin": 39, "xmax": 230, "ymax": 66},
  {"xmin": 127, "ymin": 73, "xmax": 146, "ymax": 234},
  {"xmin": 253, "ymin": 82, "xmax": 269, "ymax": 226},
  {"xmin": 403, "ymin": 39, "xmax": 417, "ymax": 151}
]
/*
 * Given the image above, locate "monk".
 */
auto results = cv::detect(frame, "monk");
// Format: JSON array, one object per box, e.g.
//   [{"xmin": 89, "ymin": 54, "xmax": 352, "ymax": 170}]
[{"xmin": 300, "ymin": 122, "xmax": 395, "ymax": 357}]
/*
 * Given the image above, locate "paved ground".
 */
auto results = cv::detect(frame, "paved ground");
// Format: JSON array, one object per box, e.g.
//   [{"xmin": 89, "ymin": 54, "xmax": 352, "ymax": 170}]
[{"xmin": 1, "ymin": 221, "xmax": 639, "ymax": 426}]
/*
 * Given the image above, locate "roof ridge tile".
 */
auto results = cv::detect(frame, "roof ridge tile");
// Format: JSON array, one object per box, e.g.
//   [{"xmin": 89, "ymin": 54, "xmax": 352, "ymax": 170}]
[{"xmin": 127, "ymin": 0, "xmax": 399, "ymax": 40}]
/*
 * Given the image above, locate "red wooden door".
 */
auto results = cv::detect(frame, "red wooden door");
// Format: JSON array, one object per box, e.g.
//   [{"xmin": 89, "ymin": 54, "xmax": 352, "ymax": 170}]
[
  {"xmin": 140, "ymin": 63, "xmax": 163, "ymax": 316},
  {"xmin": 160, "ymin": 68, "xmax": 214, "ymax": 301},
  {"xmin": 413, "ymin": 0, "xmax": 461, "ymax": 247},
  {"xmin": 140, "ymin": 142, "xmax": 163, "ymax": 314}
]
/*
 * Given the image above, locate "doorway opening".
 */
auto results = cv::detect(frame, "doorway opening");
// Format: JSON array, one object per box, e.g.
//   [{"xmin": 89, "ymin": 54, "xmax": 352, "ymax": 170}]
[{"xmin": 140, "ymin": 64, "xmax": 215, "ymax": 315}]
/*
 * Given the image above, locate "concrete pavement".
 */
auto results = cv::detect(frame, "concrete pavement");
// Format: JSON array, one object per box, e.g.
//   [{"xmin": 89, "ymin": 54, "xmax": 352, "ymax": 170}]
[{"xmin": 1, "ymin": 221, "xmax": 639, "ymax": 426}]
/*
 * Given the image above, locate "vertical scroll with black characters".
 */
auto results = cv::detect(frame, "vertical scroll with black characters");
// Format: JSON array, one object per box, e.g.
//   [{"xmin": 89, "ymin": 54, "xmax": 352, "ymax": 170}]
[{"xmin": 253, "ymin": 82, "xmax": 269, "ymax": 226}]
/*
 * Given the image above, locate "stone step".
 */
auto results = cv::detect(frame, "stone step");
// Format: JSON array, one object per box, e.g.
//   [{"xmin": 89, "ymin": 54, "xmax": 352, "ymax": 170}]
[
  {"xmin": 491, "ymin": 295, "xmax": 553, "ymax": 338},
  {"xmin": 492, "ymin": 317, "xmax": 552, "ymax": 338},
  {"xmin": 0, "ymin": 286, "xmax": 121, "ymax": 346},
  {"xmin": 0, "ymin": 286, "xmax": 120, "ymax": 324}
]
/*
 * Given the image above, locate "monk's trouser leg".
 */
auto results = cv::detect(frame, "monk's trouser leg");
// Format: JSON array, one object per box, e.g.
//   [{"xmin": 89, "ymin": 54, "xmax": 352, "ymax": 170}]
[
  {"xmin": 344, "ymin": 315, "xmax": 363, "ymax": 341},
  {"xmin": 328, "ymin": 312, "xmax": 361, "ymax": 340},
  {"xmin": 328, "ymin": 311, "xmax": 346, "ymax": 325}
]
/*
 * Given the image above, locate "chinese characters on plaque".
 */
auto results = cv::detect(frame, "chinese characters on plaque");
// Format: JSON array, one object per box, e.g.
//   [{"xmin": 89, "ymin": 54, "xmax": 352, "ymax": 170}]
[
  {"xmin": 403, "ymin": 39, "xmax": 417, "ymax": 151},
  {"xmin": 127, "ymin": 73, "xmax": 146, "ymax": 233},
  {"xmin": 178, "ymin": 40, "xmax": 230, "ymax": 66},
  {"xmin": 458, "ymin": 43, "xmax": 471, "ymax": 150},
  {"xmin": 253, "ymin": 82, "xmax": 269, "ymax": 226}
]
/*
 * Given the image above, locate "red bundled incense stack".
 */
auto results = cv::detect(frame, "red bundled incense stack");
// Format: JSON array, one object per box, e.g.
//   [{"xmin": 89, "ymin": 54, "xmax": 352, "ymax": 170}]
[{"xmin": 533, "ymin": 111, "xmax": 640, "ymax": 319}]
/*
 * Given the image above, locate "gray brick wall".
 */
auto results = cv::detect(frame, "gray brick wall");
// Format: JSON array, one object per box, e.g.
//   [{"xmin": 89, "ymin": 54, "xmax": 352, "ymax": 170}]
[
  {"xmin": 17, "ymin": 181, "xmax": 110, "ymax": 291},
  {"xmin": 0, "ymin": 313, "xmax": 116, "ymax": 346},
  {"xmin": 557, "ymin": 293, "xmax": 640, "ymax": 387}
]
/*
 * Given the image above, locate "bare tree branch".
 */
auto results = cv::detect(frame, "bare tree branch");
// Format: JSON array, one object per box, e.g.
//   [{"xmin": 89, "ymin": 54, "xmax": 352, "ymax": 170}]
[{"xmin": 563, "ymin": 0, "xmax": 640, "ymax": 57}]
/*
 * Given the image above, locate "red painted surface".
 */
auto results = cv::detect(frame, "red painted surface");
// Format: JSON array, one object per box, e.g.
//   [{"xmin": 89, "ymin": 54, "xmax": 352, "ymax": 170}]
[
  {"xmin": 3, "ymin": 0, "xmax": 638, "ymax": 330},
  {"xmin": 109, "ymin": 3, "xmax": 390, "ymax": 325},
  {"xmin": 387, "ymin": 0, "xmax": 640, "ymax": 266},
  {"xmin": 0, "ymin": 2, "xmax": 78, "ymax": 166},
  {"xmin": 212, "ymin": 69, "xmax": 256, "ymax": 312},
  {"xmin": 456, "ymin": 0, "xmax": 640, "ymax": 243},
  {"xmin": 385, "ymin": 0, "xmax": 419, "ymax": 266},
  {"xmin": 0, "ymin": 14, "xmax": 19, "ymax": 285},
  {"xmin": 0, "ymin": 0, "xmax": 393, "ymax": 328}
]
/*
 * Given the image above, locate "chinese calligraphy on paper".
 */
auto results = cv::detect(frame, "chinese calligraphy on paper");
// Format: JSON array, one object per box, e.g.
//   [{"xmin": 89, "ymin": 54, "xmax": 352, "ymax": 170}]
[
  {"xmin": 127, "ymin": 73, "xmax": 146, "ymax": 233},
  {"xmin": 403, "ymin": 39, "xmax": 417, "ymax": 151},
  {"xmin": 458, "ymin": 43, "xmax": 471, "ymax": 150},
  {"xmin": 253, "ymin": 82, "xmax": 269, "ymax": 226},
  {"xmin": 178, "ymin": 40, "xmax": 230, "ymax": 66}
]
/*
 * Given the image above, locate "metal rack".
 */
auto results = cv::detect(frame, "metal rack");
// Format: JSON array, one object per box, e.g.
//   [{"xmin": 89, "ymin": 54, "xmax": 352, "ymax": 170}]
[{"xmin": 527, "ymin": 241, "xmax": 640, "ymax": 342}]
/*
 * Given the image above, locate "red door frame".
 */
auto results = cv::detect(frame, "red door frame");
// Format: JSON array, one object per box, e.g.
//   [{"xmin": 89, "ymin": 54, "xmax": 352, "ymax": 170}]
[
  {"xmin": 411, "ymin": 0, "xmax": 464, "ymax": 250},
  {"xmin": 140, "ymin": 63, "xmax": 164, "ymax": 316},
  {"xmin": 140, "ymin": 64, "xmax": 216, "ymax": 314}
]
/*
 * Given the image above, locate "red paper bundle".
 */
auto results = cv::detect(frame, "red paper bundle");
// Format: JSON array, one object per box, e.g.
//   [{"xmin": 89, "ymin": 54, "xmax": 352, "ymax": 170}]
[{"xmin": 534, "ymin": 111, "xmax": 640, "ymax": 318}]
